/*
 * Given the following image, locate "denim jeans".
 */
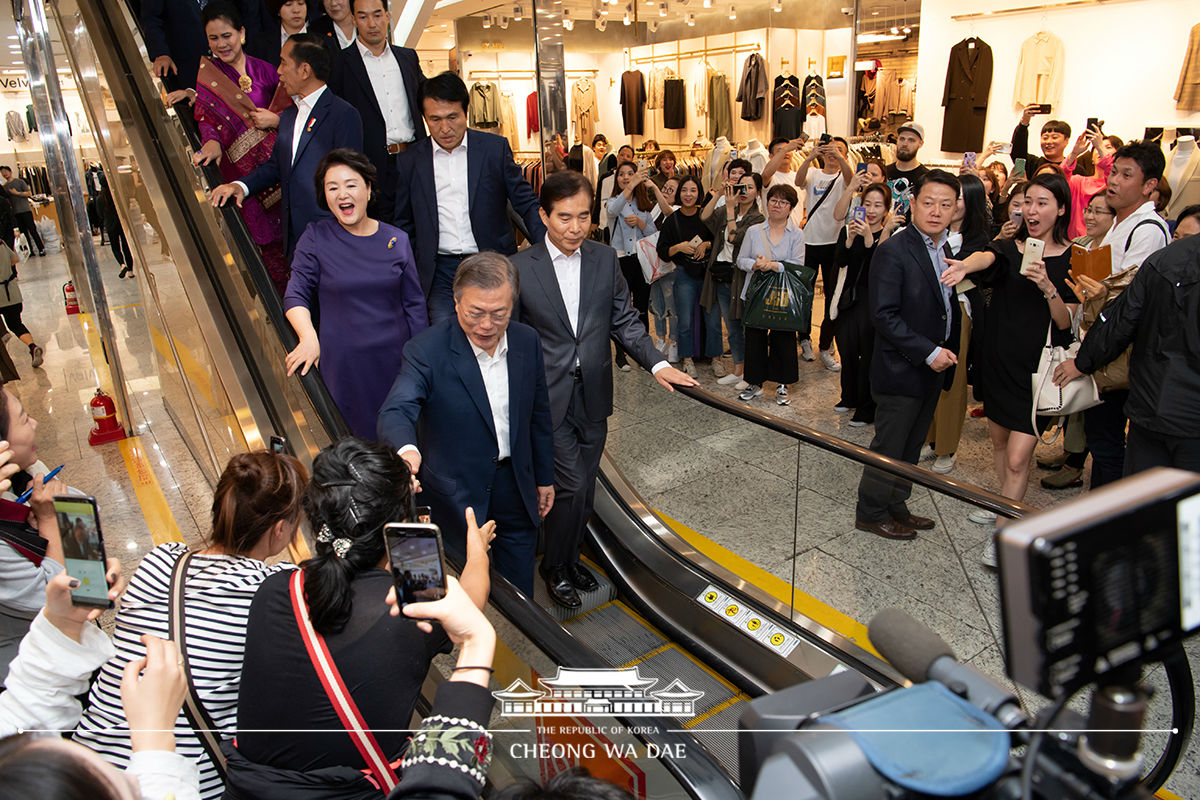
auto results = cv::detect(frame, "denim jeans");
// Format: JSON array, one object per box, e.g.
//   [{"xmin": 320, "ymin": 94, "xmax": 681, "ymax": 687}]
[
  {"xmin": 650, "ymin": 273, "xmax": 675, "ymax": 339},
  {"xmin": 713, "ymin": 281, "xmax": 744, "ymax": 364},
  {"xmin": 674, "ymin": 270, "xmax": 721, "ymax": 358}
]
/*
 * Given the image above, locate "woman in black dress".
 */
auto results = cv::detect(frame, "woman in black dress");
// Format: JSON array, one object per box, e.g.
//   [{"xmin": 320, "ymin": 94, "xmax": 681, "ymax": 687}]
[{"xmin": 941, "ymin": 173, "xmax": 1078, "ymax": 511}]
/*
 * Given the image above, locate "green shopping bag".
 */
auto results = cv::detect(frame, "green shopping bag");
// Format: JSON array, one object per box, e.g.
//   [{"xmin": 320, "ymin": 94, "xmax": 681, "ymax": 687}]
[{"xmin": 742, "ymin": 260, "xmax": 816, "ymax": 332}]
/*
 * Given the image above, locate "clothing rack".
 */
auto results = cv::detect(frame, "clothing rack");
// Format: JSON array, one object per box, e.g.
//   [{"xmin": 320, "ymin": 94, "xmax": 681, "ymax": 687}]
[
  {"xmin": 950, "ymin": 0, "xmax": 1142, "ymax": 21},
  {"xmin": 469, "ymin": 69, "xmax": 599, "ymax": 79},
  {"xmin": 628, "ymin": 42, "xmax": 760, "ymax": 65}
]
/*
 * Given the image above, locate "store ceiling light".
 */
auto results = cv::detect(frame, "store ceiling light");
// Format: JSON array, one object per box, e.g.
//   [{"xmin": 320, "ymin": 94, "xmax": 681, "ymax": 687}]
[
  {"xmin": 622, "ymin": 9, "xmax": 631, "ymax": 24},
  {"xmin": 481, "ymin": 13, "xmax": 491, "ymax": 27},
  {"xmin": 772, "ymin": 0, "xmax": 781, "ymax": 10},
  {"xmin": 728, "ymin": 4, "xmax": 735, "ymax": 18},
  {"xmin": 513, "ymin": 5, "xmax": 523, "ymax": 19},
  {"xmin": 498, "ymin": 14, "xmax": 510, "ymax": 28},
  {"xmin": 856, "ymin": 31, "xmax": 906, "ymax": 43},
  {"xmin": 902, "ymin": 25, "xmax": 912, "ymax": 32},
  {"xmin": 659, "ymin": 1, "xmax": 667, "ymax": 14},
  {"xmin": 686, "ymin": 10, "xmax": 696, "ymax": 23}
]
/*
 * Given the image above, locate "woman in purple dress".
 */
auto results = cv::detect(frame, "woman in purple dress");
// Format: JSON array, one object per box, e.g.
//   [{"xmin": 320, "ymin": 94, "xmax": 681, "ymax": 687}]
[
  {"xmin": 283, "ymin": 149, "xmax": 427, "ymax": 438},
  {"xmin": 173, "ymin": 1, "xmax": 292, "ymax": 295}
]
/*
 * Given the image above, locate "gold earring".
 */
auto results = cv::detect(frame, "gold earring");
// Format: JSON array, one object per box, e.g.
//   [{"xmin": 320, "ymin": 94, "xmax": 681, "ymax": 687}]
[{"xmin": 241, "ymin": 36, "xmax": 246, "ymax": 44}]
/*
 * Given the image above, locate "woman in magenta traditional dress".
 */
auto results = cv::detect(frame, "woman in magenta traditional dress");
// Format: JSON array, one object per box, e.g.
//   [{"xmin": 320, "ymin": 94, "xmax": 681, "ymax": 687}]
[{"xmin": 171, "ymin": 1, "xmax": 293, "ymax": 295}]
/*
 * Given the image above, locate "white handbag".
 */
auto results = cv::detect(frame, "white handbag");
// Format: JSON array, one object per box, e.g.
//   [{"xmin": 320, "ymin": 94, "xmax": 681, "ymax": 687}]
[{"xmin": 1032, "ymin": 326, "xmax": 1102, "ymax": 441}]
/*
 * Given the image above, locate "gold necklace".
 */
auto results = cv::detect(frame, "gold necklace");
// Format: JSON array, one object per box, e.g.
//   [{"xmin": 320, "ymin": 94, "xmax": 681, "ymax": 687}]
[{"xmin": 238, "ymin": 73, "xmax": 253, "ymax": 93}]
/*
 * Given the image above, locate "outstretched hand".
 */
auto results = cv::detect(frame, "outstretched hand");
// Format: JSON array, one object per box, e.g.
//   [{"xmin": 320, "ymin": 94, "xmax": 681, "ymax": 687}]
[{"xmin": 654, "ymin": 365, "xmax": 699, "ymax": 392}]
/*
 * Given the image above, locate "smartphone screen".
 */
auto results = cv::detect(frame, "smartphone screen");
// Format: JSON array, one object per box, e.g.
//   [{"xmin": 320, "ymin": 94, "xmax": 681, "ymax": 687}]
[
  {"xmin": 384, "ymin": 522, "xmax": 447, "ymax": 607},
  {"xmin": 855, "ymin": 162, "xmax": 868, "ymax": 174},
  {"xmin": 54, "ymin": 496, "xmax": 112, "ymax": 608},
  {"xmin": 852, "ymin": 206, "xmax": 867, "ymax": 224}
]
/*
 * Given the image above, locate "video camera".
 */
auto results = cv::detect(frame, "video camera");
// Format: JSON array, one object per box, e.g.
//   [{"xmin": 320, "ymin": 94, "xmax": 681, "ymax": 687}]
[{"xmin": 739, "ymin": 468, "xmax": 1200, "ymax": 799}]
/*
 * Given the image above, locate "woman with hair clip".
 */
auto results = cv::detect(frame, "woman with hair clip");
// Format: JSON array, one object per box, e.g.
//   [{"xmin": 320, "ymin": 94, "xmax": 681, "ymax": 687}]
[
  {"xmin": 941, "ymin": 173, "xmax": 1078, "ymax": 564},
  {"xmin": 223, "ymin": 437, "xmax": 493, "ymax": 800},
  {"xmin": 924, "ymin": 172, "xmax": 993, "ymax": 474},
  {"xmin": 74, "ymin": 451, "xmax": 309, "ymax": 800}
]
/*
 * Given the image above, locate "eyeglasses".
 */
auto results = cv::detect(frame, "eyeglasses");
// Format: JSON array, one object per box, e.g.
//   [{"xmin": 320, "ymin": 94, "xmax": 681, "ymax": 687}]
[
  {"xmin": 1083, "ymin": 206, "xmax": 1114, "ymax": 216},
  {"xmin": 463, "ymin": 309, "xmax": 511, "ymax": 324},
  {"xmin": 767, "ymin": 197, "xmax": 793, "ymax": 207}
]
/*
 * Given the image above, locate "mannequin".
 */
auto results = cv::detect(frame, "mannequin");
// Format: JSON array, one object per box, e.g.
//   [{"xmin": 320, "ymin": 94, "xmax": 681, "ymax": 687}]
[
  {"xmin": 1166, "ymin": 136, "xmax": 1200, "ymax": 219},
  {"xmin": 703, "ymin": 136, "xmax": 731, "ymax": 191},
  {"xmin": 744, "ymin": 138, "xmax": 768, "ymax": 174}
]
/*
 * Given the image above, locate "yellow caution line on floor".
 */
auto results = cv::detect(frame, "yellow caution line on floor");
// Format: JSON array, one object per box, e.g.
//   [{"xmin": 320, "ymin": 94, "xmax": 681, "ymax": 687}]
[
  {"xmin": 149, "ymin": 324, "xmax": 217, "ymax": 408},
  {"xmin": 655, "ymin": 510, "xmax": 877, "ymax": 657},
  {"xmin": 1156, "ymin": 788, "xmax": 1183, "ymax": 800},
  {"xmin": 118, "ymin": 437, "xmax": 184, "ymax": 545}
]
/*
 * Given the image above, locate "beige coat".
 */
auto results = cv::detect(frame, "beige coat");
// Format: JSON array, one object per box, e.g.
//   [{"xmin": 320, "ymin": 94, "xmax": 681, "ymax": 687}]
[
  {"xmin": 1013, "ymin": 31, "xmax": 1064, "ymax": 108},
  {"xmin": 1175, "ymin": 23, "xmax": 1200, "ymax": 111}
]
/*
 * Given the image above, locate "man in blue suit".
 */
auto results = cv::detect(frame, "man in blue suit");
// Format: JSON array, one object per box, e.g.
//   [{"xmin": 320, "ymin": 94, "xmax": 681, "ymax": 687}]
[
  {"xmin": 377, "ymin": 252, "xmax": 555, "ymax": 595},
  {"xmin": 328, "ymin": 0, "xmax": 424, "ymax": 222},
  {"xmin": 855, "ymin": 170, "xmax": 962, "ymax": 541},
  {"xmin": 210, "ymin": 33, "xmax": 363, "ymax": 260},
  {"xmin": 393, "ymin": 72, "xmax": 546, "ymax": 325}
]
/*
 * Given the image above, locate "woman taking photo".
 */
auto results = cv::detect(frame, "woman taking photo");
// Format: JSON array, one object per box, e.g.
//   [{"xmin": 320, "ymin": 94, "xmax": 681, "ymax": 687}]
[
  {"xmin": 940, "ymin": 173, "xmax": 1077, "ymax": 557},
  {"xmin": 832, "ymin": 181, "xmax": 892, "ymax": 426},
  {"xmin": 700, "ymin": 172, "xmax": 764, "ymax": 387},
  {"xmin": 924, "ymin": 173, "xmax": 993, "ymax": 473},
  {"xmin": 224, "ymin": 438, "xmax": 492, "ymax": 799},
  {"xmin": 736, "ymin": 184, "xmax": 805, "ymax": 406},
  {"xmin": 606, "ymin": 162, "xmax": 668, "ymax": 370},
  {"xmin": 173, "ymin": 1, "xmax": 292, "ymax": 295},
  {"xmin": 284, "ymin": 149, "xmax": 427, "ymax": 438},
  {"xmin": 657, "ymin": 176, "xmax": 716, "ymax": 378},
  {"xmin": 74, "ymin": 451, "xmax": 308, "ymax": 799}
]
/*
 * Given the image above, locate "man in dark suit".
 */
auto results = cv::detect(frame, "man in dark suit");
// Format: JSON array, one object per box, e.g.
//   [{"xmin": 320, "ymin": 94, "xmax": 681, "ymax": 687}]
[
  {"xmin": 210, "ymin": 33, "xmax": 362, "ymax": 260},
  {"xmin": 855, "ymin": 170, "xmax": 963, "ymax": 540},
  {"xmin": 393, "ymin": 72, "xmax": 546, "ymax": 325},
  {"xmin": 328, "ymin": 0, "xmax": 424, "ymax": 221},
  {"xmin": 512, "ymin": 171, "xmax": 698, "ymax": 608},
  {"xmin": 377, "ymin": 253, "xmax": 555, "ymax": 595}
]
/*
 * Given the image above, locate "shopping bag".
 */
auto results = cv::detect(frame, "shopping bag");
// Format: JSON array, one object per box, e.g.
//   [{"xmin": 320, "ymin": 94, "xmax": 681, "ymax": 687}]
[
  {"xmin": 742, "ymin": 261, "xmax": 816, "ymax": 332},
  {"xmin": 637, "ymin": 232, "xmax": 673, "ymax": 283}
]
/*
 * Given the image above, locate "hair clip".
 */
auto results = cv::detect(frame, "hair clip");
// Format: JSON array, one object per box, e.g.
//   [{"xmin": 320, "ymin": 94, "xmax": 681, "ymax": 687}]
[
  {"xmin": 316, "ymin": 523, "xmax": 334, "ymax": 543},
  {"xmin": 332, "ymin": 538, "xmax": 352, "ymax": 558}
]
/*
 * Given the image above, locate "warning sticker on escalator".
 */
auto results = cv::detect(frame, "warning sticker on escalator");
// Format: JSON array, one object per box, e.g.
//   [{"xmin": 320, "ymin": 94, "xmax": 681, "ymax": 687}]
[{"xmin": 697, "ymin": 584, "xmax": 799, "ymax": 657}]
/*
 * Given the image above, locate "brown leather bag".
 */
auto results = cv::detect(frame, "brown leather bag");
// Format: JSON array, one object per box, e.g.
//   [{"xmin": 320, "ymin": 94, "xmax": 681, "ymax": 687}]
[{"xmin": 1079, "ymin": 266, "xmax": 1137, "ymax": 392}]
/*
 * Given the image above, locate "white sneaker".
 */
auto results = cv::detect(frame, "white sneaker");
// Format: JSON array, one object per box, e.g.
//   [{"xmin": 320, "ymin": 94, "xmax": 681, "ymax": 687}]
[
  {"xmin": 980, "ymin": 537, "xmax": 998, "ymax": 569},
  {"xmin": 931, "ymin": 455, "xmax": 956, "ymax": 474},
  {"xmin": 712, "ymin": 359, "xmax": 727, "ymax": 378},
  {"xmin": 667, "ymin": 342, "xmax": 679, "ymax": 363},
  {"xmin": 738, "ymin": 385, "xmax": 763, "ymax": 401},
  {"xmin": 683, "ymin": 358, "xmax": 698, "ymax": 378},
  {"xmin": 800, "ymin": 339, "xmax": 815, "ymax": 361},
  {"xmin": 775, "ymin": 385, "xmax": 790, "ymax": 406},
  {"xmin": 848, "ymin": 419, "xmax": 868, "ymax": 427},
  {"xmin": 717, "ymin": 373, "xmax": 741, "ymax": 385},
  {"xmin": 833, "ymin": 404, "xmax": 851, "ymax": 413},
  {"xmin": 733, "ymin": 379, "xmax": 749, "ymax": 391},
  {"xmin": 919, "ymin": 444, "xmax": 936, "ymax": 462},
  {"xmin": 820, "ymin": 349, "xmax": 841, "ymax": 371},
  {"xmin": 969, "ymin": 509, "xmax": 997, "ymax": 526}
]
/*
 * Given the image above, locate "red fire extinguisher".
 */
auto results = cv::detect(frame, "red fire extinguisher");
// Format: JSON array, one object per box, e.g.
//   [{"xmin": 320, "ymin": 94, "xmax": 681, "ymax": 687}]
[
  {"xmin": 63, "ymin": 281, "xmax": 80, "ymax": 315},
  {"xmin": 88, "ymin": 388, "xmax": 126, "ymax": 446}
]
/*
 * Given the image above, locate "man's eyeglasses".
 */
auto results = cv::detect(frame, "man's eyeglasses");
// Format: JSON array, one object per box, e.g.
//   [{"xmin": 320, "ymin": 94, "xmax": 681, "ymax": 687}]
[{"xmin": 463, "ymin": 309, "xmax": 511, "ymax": 324}]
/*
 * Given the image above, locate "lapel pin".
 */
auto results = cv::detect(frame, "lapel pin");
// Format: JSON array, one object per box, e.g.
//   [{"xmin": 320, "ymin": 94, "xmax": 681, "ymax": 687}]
[
  {"xmin": 306, "ymin": 116, "xmax": 316, "ymax": 132},
  {"xmin": 388, "ymin": 237, "xmax": 397, "ymax": 249}
]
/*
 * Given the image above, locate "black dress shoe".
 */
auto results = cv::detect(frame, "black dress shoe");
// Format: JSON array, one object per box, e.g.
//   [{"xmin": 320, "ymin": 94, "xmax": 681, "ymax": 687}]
[
  {"xmin": 854, "ymin": 519, "xmax": 917, "ymax": 540},
  {"xmin": 567, "ymin": 562, "xmax": 598, "ymax": 592},
  {"xmin": 541, "ymin": 564, "xmax": 581, "ymax": 609},
  {"xmin": 891, "ymin": 512, "xmax": 935, "ymax": 530}
]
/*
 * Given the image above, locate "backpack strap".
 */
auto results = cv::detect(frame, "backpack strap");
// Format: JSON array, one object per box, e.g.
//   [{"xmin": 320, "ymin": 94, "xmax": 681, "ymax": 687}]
[
  {"xmin": 1124, "ymin": 217, "xmax": 1169, "ymax": 252},
  {"xmin": 288, "ymin": 570, "xmax": 399, "ymax": 793},
  {"xmin": 169, "ymin": 551, "xmax": 229, "ymax": 778}
]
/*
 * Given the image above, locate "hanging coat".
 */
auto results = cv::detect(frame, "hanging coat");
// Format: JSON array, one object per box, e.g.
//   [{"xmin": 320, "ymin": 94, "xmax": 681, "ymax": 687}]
[{"xmin": 941, "ymin": 37, "xmax": 993, "ymax": 154}]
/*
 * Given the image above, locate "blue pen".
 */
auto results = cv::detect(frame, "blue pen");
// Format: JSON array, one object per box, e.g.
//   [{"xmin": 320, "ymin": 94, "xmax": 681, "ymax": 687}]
[{"xmin": 16, "ymin": 464, "xmax": 65, "ymax": 504}]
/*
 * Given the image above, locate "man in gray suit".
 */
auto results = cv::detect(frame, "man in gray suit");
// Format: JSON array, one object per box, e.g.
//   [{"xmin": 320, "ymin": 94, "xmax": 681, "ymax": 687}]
[{"xmin": 513, "ymin": 170, "xmax": 698, "ymax": 608}]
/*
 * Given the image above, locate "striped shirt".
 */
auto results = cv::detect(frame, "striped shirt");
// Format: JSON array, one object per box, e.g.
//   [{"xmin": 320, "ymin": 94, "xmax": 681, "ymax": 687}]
[{"xmin": 73, "ymin": 543, "xmax": 292, "ymax": 799}]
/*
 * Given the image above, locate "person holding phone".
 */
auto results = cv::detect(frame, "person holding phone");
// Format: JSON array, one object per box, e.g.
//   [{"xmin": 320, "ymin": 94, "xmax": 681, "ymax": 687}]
[
  {"xmin": 1011, "ymin": 106, "xmax": 1070, "ymax": 175},
  {"xmin": 606, "ymin": 162, "xmax": 665, "ymax": 371},
  {"xmin": 74, "ymin": 451, "xmax": 309, "ymax": 799},
  {"xmin": 223, "ymin": 438, "xmax": 492, "ymax": 799},
  {"xmin": 1061, "ymin": 125, "xmax": 1121, "ymax": 239},
  {"xmin": 657, "ymin": 176, "xmax": 718, "ymax": 378},
  {"xmin": 940, "ymin": 174, "xmax": 1077, "ymax": 564}
]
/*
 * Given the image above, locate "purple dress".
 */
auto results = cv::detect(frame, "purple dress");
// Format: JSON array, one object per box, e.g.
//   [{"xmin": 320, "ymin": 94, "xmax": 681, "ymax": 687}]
[{"xmin": 284, "ymin": 219, "xmax": 428, "ymax": 438}]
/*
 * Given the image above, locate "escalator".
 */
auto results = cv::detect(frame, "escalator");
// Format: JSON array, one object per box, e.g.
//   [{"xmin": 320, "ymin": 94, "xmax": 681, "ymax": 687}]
[{"xmin": 39, "ymin": 0, "xmax": 1194, "ymax": 796}]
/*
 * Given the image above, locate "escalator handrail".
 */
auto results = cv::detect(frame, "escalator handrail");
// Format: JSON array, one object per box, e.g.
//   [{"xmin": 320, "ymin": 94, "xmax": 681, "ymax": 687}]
[{"xmin": 671, "ymin": 382, "xmax": 1036, "ymax": 519}]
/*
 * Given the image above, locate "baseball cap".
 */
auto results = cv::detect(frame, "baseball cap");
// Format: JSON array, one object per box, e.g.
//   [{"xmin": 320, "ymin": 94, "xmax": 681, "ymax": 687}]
[{"xmin": 897, "ymin": 122, "xmax": 925, "ymax": 140}]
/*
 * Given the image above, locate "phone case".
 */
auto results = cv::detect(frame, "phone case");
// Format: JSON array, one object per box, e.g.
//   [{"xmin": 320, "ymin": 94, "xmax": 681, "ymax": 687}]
[{"xmin": 1019, "ymin": 238, "xmax": 1045, "ymax": 276}]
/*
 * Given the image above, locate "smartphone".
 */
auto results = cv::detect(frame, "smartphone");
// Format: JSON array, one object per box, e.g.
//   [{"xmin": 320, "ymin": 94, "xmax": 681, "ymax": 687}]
[
  {"xmin": 269, "ymin": 434, "xmax": 287, "ymax": 454},
  {"xmin": 637, "ymin": 158, "xmax": 647, "ymax": 171},
  {"xmin": 855, "ymin": 162, "xmax": 868, "ymax": 174},
  {"xmin": 852, "ymin": 206, "xmax": 867, "ymax": 224},
  {"xmin": 992, "ymin": 141, "xmax": 1012, "ymax": 154},
  {"xmin": 729, "ymin": 149, "xmax": 738, "ymax": 160},
  {"xmin": 54, "ymin": 495, "xmax": 113, "ymax": 609},
  {"xmin": 1010, "ymin": 205, "xmax": 1024, "ymax": 228},
  {"xmin": 819, "ymin": 133, "xmax": 831, "ymax": 144},
  {"xmin": 962, "ymin": 151, "xmax": 977, "ymax": 170},
  {"xmin": 384, "ymin": 522, "xmax": 447, "ymax": 608},
  {"xmin": 415, "ymin": 505, "xmax": 432, "ymax": 524},
  {"xmin": 734, "ymin": 185, "xmax": 747, "ymax": 195},
  {"xmin": 1019, "ymin": 237, "xmax": 1045, "ymax": 276},
  {"xmin": 1086, "ymin": 117, "xmax": 1102, "ymax": 132},
  {"xmin": 1030, "ymin": 103, "xmax": 1052, "ymax": 115},
  {"xmin": 1012, "ymin": 157, "xmax": 1027, "ymax": 178}
]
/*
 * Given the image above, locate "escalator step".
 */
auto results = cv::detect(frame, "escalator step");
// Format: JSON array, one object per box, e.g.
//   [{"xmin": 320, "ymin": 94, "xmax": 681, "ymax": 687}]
[
  {"xmin": 532, "ymin": 561, "xmax": 618, "ymax": 623},
  {"xmin": 685, "ymin": 703, "xmax": 742, "ymax": 778},
  {"xmin": 633, "ymin": 647, "xmax": 739, "ymax": 721},
  {"xmin": 562, "ymin": 603, "xmax": 666, "ymax": 666}
]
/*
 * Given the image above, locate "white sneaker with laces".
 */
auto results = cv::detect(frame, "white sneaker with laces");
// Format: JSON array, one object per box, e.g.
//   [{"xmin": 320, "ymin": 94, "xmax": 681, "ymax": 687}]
[
  {"xmin": 717, "ymin": 373, "xmax": 741, "ymax": 385},
  {"xmin": 683, "ymin": 359, "xmax": 698, "ymax": 377},
  {"xmin": 833, "ymin": 404, "xmax": 851, "ymax": 413},
  {"xmin": 919, "ymin": 444, "xmax": 936, "ymax": 462},
  {"xmin": 738, "ymin": 385, "xmax": 763, "ymax": 401},
  {"xmin": 848, "ymin": 419, "xmax": 868, "ymax": 427},
  {"xmin": 733, "ymin": 379, "xmax": 749, "ymax": 391},
  {"xmin": 931, "ymin": 455, "xmax": 956, "ymax": 474},
  {"xmin": 819, "ymin": 349, "xmax": 841, "ymax": 371},
  {"xmin": 712, "ymin": 359, "xmax": 727, "ymax": 378},
  {"xmin": 799, "ymin": 339, "xmax": 815, "ymax": 361},
  {"xmin": 969, "ymin": 509, "xmax": 997, "ymax": 526},
  {"xmin": 980, "ymin": 537, "xmax": 998, "ymax": 569},
  {"xmin": 775, "ymin": 385, "xmax": 790, "ymax": 406}
]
